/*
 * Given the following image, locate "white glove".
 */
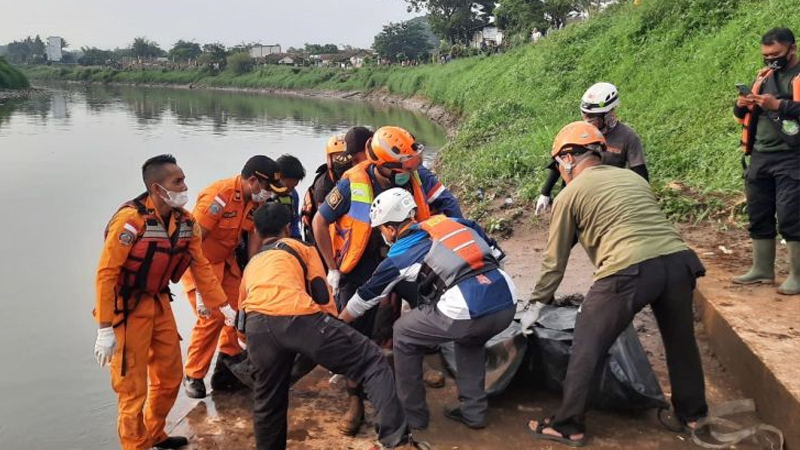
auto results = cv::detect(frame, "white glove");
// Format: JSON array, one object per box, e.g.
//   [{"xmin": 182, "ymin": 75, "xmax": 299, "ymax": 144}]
[
  {"xmin": 94, "ymin": 327, "xmax": 117, "ymax": 368},
  {"xmin": 534, "ymin": 195, "xmax": 551, "ymax": 217},
  {"xmin": 520, "ymin": 302, "xmax": 546, "ymax": 336},
  {"xmin": 327, "ymin": 269, "xmax": 341, "ymax": 295},
  {"xmin": 195, "ymin": 292, "xmax": 211, "ymax": 319},
  {"xmin": 220, "ymin": 304, "xmax": 236, "ymax": 327},
  {"xmin": 491, "ymin": 246, "xmax": 506, "ymax": 269}
]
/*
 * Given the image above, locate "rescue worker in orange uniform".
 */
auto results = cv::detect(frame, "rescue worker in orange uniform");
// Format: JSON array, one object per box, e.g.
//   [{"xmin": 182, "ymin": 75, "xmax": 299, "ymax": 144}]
[
  {"xmin": 94, "ymin": 154, "xmax": 232, "ymax": 450},
  {"xmin": 183, "ymin": 155, "xmax": 288, "ymax": 399},
  {"xmin": 241, "ymin": 202, "xmax": 429, "ymax": 450},
  {"xmin": 301, "ymin": 127, "xmax": 372, "ymax": 243},
  {"xmin": 312, "ymin": 125, "xmax": 462, "ymax": 436}
]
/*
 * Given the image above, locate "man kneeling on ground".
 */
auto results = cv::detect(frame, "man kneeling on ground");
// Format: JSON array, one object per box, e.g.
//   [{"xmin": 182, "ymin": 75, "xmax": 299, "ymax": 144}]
[
  {"xmin": 240, "ymin": 202, "xmax": 429, "ymax": 450},
  {"xmin": 339, "ymin": 188, "xmax": 516, "ymax": 431}
]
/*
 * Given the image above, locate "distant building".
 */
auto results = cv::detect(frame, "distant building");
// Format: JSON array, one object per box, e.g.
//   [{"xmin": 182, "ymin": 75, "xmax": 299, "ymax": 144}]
[
  {"xmin": 471, "ymin": 27, "xmax": 504, "ymax": 49},
  {"xmin": 47, "ymin": 36, "xmax": 63, "ymax": 62},
  {"xmin": 277, "ymin": 56, "xmax": 295, "ymax": 65},
  {"xmin": 250, "ymin": 44, "xmax": 281, "ymax": 59}
]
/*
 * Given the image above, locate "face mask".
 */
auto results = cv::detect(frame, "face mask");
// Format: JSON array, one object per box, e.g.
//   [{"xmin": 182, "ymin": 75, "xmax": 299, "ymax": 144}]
[
  {"xmin": 381, "ymin": 229, "xmax": 395, "ymax": 247},
  {"xmin": 251, "ymin": 188, "xmax": 272, "ymax": 203},
  {"xmin": 393, "ymin": 172, "xmax": 411, "ymax": 186},
  {"xmin": 764, "ymin": 52, "xmax": 791, "ymax": 71},
  {"xmin": 158, "ymin": 184, "xmax": 189, "ymax": 208},
  {"xmin": 332, "ymin": 159, "xmax": 352, "ymax": 179}
]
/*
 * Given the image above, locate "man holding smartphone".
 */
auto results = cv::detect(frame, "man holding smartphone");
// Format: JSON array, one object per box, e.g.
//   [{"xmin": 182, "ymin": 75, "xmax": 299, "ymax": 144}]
[{"xmin": 733, "ymin": 27, "xmax": 800, "ymax": 295}]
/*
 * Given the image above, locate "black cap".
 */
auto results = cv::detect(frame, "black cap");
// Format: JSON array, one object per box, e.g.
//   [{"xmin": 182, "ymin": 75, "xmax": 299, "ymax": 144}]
[
  {"xmin": 341, "ymin": 126, "xmax": 374, "ymax": 157},
  {"xmin": 254, "ymin": 202, "xmax": 292, "ymax": 237},
  {"xmin": 242, "ymin": 155, "xmax": 288, "ymax": 194}
]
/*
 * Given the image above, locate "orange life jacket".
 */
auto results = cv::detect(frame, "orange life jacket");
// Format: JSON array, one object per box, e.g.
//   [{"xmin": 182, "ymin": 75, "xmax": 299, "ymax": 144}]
[
  {"xmin": 108, "ymin": 193, "xmax": 194, "ymax": 298},
  {"xmin": 334, "ymin": 161, "xmax": 431, "ymax": 274},
  {"xmin": 738, "ymin": 68, "xmax": 800, "ymax": 154},
  {"xmin": 416, "ymin": 215, "xmax": 498, "ymax": 301}
]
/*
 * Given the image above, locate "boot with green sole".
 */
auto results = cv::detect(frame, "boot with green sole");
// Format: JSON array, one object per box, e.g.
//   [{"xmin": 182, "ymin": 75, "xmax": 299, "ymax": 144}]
[
  {"xmin": 778, "ymin": 241, "xmax": 800, "ymax": 295},
  {"xmin": 732, "ymin": 239, "xmax": 775, "ymax": 285}
]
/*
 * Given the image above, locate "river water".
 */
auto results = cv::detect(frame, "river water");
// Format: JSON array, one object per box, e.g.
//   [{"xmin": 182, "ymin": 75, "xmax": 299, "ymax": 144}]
[{"xmin": 0, "ymin": 84, "xmax": 445, "ymax": 449}]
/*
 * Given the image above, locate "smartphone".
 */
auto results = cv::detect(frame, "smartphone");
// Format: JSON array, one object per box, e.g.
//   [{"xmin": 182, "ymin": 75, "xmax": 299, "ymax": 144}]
[{"xmin": 736, "ymin": 83, "xmax": 751, "ymax": 96}]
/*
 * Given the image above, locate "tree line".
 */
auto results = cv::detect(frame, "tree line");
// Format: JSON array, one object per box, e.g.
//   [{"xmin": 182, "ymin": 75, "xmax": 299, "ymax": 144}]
[{"xmin": 372, "ymin": 0, "xmax": 607, "ymax": 63}]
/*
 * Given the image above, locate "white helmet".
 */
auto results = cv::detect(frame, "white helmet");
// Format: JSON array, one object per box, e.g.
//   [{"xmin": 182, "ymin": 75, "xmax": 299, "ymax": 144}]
[
  {"xmin": 580, "ymin": 82, "xmax": 620, "ymax": 114},
  {"xmin": 370, "ymin": 188, "xmax": 416, "ymax": 227}
]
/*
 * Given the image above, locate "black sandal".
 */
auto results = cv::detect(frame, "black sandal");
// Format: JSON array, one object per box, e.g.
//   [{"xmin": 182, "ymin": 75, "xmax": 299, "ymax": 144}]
[
  {"xmin": 657, "ymin": 407, "xmax": 705, "ymax": 435},
  {"xmin": 526, "ymin": 417, "xmax": 587, "ymax": 448}
]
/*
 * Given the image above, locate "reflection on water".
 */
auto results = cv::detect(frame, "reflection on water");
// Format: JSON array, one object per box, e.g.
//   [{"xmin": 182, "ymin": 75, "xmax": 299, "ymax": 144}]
[
  {"xmin": 1, "ymin": 84, "xmax": 446, "ymax": 146},
  {"xmin": 0, "ymin": 83, "xmax": 445, "ymax": 450}
]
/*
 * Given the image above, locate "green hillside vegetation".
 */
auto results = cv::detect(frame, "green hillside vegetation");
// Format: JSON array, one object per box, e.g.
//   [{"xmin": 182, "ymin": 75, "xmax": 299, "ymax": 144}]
[
  {"xmin": 24, "ymin": 0, "xmax": 795, "ymax": 220},
  {"xmin": 0, "ymin": 57, "xmax": 29, "ymax": 89}
]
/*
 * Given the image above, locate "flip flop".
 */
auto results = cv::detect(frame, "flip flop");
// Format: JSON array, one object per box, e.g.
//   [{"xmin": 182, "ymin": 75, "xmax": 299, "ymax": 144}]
[{"xmin": 526, "ymin": 417, "xmax": 587, "ymax": 448}]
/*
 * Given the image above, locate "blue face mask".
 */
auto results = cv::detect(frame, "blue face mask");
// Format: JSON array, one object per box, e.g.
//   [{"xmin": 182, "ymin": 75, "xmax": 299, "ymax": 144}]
[{"xmin": 394, "ymin": 172, "xmax": 411, "ymax": 186}]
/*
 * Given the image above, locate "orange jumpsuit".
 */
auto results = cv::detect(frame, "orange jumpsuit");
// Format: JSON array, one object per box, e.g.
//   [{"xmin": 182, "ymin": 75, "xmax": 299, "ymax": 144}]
[
  {"xmin": 95, "ymin": 195, "xmax": 226, "ymax": 450},
  {"xmin": 183, "ymin": 175, "xmax": 256, "ymax": 379}
]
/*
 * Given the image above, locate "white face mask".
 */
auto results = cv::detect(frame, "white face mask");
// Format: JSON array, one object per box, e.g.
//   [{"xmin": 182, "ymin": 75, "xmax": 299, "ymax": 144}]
[
  {"xmin": 381, "ymin": 228, "xmax": 395, "ymax": 247},
  {"xmin": 158, "ymin": 184, "xmax": 189, "ymax": 208},
  {"xmin": 251, "ymin": 188, "xmax": 272, "ymax": 203}
]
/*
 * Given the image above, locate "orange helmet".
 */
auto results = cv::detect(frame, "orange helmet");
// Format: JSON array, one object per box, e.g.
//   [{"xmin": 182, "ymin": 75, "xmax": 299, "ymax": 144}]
[
  {"xmin": 551, "ymin": 121, "xmax": 607, "ymax": 157},
  {"xmin": 367, "ymin": 126, "xmax": 423, "ymax": 171},
  {"xmin": 326, "ymin": 134, "xmax": 346, "ymax": 155}
]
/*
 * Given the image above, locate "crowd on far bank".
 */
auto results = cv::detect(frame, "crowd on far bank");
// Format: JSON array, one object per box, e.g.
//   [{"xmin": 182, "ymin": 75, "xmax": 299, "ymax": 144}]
[{"xmin": 91, "ymin": 27, "xmax": 798, "ymax": 450}]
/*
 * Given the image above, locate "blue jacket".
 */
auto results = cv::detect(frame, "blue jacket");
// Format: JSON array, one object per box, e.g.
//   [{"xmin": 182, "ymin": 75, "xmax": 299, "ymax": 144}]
[{"xmin": 344, "ymin": 218, "xmax": 515, "ymax": 320}]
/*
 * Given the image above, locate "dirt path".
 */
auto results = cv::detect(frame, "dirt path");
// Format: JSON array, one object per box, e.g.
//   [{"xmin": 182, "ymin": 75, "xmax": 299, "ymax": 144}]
[{"xmin": 167, "ymin": 216, "xmax": 770, "ymax": 450}]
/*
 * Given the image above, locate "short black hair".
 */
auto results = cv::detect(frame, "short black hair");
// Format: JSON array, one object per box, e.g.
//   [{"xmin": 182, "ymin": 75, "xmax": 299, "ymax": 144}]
[
  {"xmin": 142, "ymin": 154, "xmax": 177, "ymax": 188},
  {"xmin": 342, "ymin": 126, "xmax": 374, "ymax": 157},
  {"xmin": 762, "ymin": 28, "xmax": 796, "ymax": 46},
  {"xmin": 254, "ymin": 202, "xmax": 292, "ymax": 238},
  {"xmin": 277, "ymin": 154, "xmax": 306, "ymax": 180},
  {"xmin": 242, "ymin": 155, "xmax": 280, "ymax": 179}
]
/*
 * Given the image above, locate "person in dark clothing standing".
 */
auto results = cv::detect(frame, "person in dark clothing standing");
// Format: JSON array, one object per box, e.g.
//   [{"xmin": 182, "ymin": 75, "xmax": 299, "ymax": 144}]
[
  {"xmin": 535, "ymin": 82, "xmax": 649, "ymax": 216},
  {"xmin": 733, "ymin": 27, "xmax": 800, "ymax": 296}
]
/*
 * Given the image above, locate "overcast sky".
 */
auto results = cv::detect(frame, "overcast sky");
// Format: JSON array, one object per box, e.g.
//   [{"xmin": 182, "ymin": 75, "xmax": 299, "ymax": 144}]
[{"xmin": 0, "ymin": 0, "xmax": 420, "ymax": 50}]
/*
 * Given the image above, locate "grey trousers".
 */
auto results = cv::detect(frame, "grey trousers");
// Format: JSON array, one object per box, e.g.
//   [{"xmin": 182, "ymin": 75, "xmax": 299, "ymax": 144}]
[{"xmin": 393, "ymin": 304, "xmax": 515, "ymax": 428}]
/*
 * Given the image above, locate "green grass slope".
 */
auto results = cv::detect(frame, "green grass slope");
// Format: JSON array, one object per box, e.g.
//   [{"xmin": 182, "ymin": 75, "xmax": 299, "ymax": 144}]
[
  {"xmin": 24, "ymin": 0, "xmax": 796, "ymax": 219},
  {"xmin": 0, "ymin": 57, "xmax": 29, "ymax": 90}
]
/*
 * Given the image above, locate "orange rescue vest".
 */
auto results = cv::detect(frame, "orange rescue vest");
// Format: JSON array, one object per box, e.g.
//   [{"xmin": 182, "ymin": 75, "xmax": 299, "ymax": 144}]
[
  {"xmin": 108, "ymin": 193, "xmax": 194, "ymax": 298},
  {"xmin": 334, "ymin": 162, "xmax": 431, "ymax": 274},
  {"xmin": 738, "ymin": 68, "xmax": 800, "ymax": 154},
  {"xmin": 416, "ymin": 215, "xmax": 498, "ymax": 302}
]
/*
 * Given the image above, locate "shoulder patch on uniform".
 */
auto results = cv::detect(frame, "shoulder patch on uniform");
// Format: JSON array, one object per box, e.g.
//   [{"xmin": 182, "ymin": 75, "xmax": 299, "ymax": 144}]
[
  {"xmin": 209, "ymin": 203, "xmax": 222, "ymax": 215},
  {"xmin": 475, "ymin": 274, "xmax": 492, "ymax": 285},
  {"xmin": 119, "ymin": 231, "xmax": 135, "ymax": 246},
  {"xmin": 327, "ymin": 187, "xmax": 343, "ymax": 209}
]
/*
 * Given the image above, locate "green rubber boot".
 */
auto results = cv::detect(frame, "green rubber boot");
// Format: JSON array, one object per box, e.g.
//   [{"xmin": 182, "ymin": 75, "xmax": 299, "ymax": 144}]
[
  {"xmin": 778, "ymin": 241, "xmax": 800, "ymax": 295},
  {"xmin": 732, "ymin": 239, "xmax": 775, "ymax": 284}
]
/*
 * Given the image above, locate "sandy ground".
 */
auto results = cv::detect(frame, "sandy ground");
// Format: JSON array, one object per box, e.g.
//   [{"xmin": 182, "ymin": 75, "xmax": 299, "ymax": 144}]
[{"xmin": 164, "ymin": 213, "xmax": 783, "ymax": 450}]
